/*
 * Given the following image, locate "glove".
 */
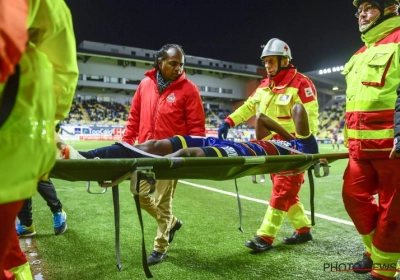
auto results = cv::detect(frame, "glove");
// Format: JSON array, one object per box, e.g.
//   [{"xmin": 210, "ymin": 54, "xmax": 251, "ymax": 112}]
[{"xmin": 218, "ymin": 122, "xmax": 230, "ymax": 139}]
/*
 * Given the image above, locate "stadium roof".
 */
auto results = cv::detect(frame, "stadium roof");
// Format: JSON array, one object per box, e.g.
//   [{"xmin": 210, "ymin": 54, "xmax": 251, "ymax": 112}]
[
  {"xmin": 77, "ymin": 41, "xmax": 263, "ymax": 78},
  {"xmin": 77, "ymin": 41, "xmax": 347, "ymax": 102}
]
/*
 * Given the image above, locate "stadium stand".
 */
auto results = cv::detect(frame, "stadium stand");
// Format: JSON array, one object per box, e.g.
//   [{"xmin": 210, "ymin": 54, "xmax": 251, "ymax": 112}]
[
  {"xmin": 62, "ymin": 98, "xmax": 129, "ymax": 126},
  {"xmin": 62, "ymin": 96, "xmax": 347, "ymax": 143},
  {"xmin": 59, "ymin": 41, "xmax": 348, "ymax": 143},
  {"xmin": 316, "ymin": 98, "xmax": 345, "ymax": 143}
]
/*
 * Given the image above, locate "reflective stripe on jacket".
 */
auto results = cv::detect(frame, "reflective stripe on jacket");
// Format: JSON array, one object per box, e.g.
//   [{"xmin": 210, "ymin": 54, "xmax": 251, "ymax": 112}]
[
  {"xmin": 226, "ymin": 65, "xmax": 319, "ymax": 136},
  {"xmin": 342, "ymin": 16, "xmax": 400, "ymax": 159},
  {"xmin": 122, "ymin": 68, "xmax": 205, "ymax": 144}
]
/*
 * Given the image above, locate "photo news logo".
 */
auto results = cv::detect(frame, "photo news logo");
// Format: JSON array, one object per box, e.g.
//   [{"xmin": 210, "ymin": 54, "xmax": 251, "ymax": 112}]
[{"xmin": 323, "ymin": 262, "xmax": 399, "ymax": 273}]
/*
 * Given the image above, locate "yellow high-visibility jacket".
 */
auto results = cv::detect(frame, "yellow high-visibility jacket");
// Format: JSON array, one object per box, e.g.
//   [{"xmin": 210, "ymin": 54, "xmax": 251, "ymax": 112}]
[
  {"xmin": 225, "ymin": 65, "xmax": 319, "ymax": 137},
  {"xmin": 0, "ymin": 0, "xmax": 79, "ymax": 204},
  {"xmin": 342, "ymin": 16, "xmax": 400, "ymax": 159}
]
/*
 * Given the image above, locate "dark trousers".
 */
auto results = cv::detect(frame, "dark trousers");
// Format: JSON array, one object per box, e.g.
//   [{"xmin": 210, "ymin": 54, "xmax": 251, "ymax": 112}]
[
  {"xmin": 17, "ymin": 179, "xmax": 62, "ymax": 226},
  {"xmin": 79, "ymin": 143, "xmax": 142, "ymax": 159}
]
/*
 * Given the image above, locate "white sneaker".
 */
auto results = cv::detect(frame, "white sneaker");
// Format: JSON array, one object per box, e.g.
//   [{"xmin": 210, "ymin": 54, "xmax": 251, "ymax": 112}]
[{"xmin": 62, "ymin": 145, "xmax": 86, "ymax": 159}]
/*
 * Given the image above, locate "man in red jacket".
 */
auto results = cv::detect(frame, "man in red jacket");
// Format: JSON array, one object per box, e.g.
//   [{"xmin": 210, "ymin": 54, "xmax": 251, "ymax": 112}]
[{"xmin": 122, "ymin": 44, "xmax": 205, "ymax": 265}]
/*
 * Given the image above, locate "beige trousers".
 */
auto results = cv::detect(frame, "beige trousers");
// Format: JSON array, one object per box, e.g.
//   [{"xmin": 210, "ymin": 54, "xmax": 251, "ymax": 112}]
[{"xmin": 139, "ymin": 179, "xmax": 178, "ymax": 253}]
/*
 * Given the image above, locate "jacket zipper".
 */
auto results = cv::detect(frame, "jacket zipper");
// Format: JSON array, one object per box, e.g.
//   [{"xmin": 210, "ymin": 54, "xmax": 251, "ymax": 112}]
[{"xmin": 152, "ymin": 88, "xmax": 162, "ymax": 137}]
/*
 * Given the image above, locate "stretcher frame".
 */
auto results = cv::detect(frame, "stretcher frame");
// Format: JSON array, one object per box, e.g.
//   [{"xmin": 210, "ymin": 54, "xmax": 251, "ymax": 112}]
[{"xmin": 50, "ymin": 152, "xmax": 349, "ymax": 278}]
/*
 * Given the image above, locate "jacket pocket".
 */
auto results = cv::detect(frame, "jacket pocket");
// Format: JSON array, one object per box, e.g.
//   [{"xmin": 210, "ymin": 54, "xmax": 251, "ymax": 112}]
[
  {"xmin": 361, "ymin": 48, "xmax": 395, "ymax": 87},
  {"xmin": 274, "ymin": 93, "xmax": 293, "ymax": 121},
  {"xmin": 359, "ymin": 111, "xmax": 393, "ymax": 130}
]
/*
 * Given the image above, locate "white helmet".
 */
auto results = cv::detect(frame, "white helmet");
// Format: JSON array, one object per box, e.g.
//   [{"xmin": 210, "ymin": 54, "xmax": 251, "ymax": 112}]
[{"xmin": 260, "ymin": 38, "xmax": 292, "ymax": 60}]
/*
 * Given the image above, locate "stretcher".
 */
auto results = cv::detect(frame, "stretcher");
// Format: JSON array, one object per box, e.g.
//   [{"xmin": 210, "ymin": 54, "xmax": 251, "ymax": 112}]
[{"xmin": 50, "ymin": 152, "xmax": 349, "ymax": 278}]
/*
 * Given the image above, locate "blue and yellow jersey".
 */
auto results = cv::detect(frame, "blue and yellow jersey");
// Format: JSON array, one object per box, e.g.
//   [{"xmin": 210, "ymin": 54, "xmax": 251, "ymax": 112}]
[{"xmin": 168, "ymin": 135, "xmax": 318, "ymax": 157}]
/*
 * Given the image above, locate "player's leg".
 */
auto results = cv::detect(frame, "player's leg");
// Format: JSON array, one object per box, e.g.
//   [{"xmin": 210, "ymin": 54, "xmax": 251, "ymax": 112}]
[
  {"xmin": 57, "ymin": 133, "xmax": 172, "ymax": 159},
  {"xmin": 255, "ymin": 113, "xmax": 295, "ymax": 141},
  {"xmin": 255, "ymin": 113, "xmax": 273, "ymax": 140},
  {"xmin": 55, "ymin": 133, "xmax": 138, "ymax": 159},
  {"xmin": 81, "ymin": 137, "xmax": 187, "ymax": 158}
]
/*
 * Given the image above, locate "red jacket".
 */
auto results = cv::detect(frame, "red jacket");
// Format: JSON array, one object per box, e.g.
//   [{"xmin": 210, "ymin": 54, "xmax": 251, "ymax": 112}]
[{"xmin": 122, "ymin": 68, "xmax": 205, "ymax": 144}]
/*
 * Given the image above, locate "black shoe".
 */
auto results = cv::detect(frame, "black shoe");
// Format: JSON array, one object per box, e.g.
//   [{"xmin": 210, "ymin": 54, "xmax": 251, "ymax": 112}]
[
  {"xmin": 168, "ymin": 219, "xmax": 182, "ymax": 243},
  {"xmin": 147, "ymin": 250, "xmax": 167, "ymax": 266},
  {"xmin": 245, "ymin": 236, "xmax": 273, "ymax": 253},
  {"xmin": 282, "ymin": 231, "xmax": 313, "ymax": 245},
  {"xmin": 353, "ymin": 253, "xmax": 373, "ymax": 274}
]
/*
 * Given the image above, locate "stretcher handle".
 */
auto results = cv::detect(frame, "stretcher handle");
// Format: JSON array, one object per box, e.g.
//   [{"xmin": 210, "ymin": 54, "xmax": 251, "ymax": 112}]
[{"xmin": 313, "ymin": 159, "xmax": 330, "ymax": 177}]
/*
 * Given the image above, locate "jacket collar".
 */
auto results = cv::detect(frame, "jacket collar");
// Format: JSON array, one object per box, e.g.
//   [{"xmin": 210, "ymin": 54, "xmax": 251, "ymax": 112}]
[
  {"xmin": 260, "ymin": 64, "xmax": 297, "ymax": 89},
  {"xmin": 362, "ymin": 16, "xmax": 400, "ymax": 45},
  {"xmin": 145, "ymin": 68, "xmax": 186, "ymax": 85}
]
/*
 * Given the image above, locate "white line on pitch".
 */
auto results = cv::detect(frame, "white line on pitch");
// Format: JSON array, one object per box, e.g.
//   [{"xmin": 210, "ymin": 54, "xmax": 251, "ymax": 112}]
[{"xmin": 179, "ymin": 180, "xmax": 354, "ymax": 227}]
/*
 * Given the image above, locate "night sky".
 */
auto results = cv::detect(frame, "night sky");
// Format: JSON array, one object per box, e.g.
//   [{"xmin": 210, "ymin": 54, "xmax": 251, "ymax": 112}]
[{"xmin": 65, "ymin": 0, "xmax": 363, "ymax": 72}]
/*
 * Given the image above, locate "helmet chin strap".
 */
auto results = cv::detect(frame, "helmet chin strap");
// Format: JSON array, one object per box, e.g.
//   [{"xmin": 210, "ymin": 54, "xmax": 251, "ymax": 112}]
[
  {"xmin": 270, "ymin": 56, "xmax": 283, "ymax": 78},
  {"xmin": 269, "ymin": 56, "xmax": 290, "ymax": 78},
  {"xmin": 360, "ymin": 11, "xmax": 381, "ymax": 32}
]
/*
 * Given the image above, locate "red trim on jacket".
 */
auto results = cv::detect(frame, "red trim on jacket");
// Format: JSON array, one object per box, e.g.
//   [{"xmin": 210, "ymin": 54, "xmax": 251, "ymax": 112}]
[
  {"xmin": 346, "ymin": 110, "xmax": 394, "ymax": 130},
  {"xmin": 353, "ymin": 25, "xmax": 400, "ymax": 55},
  {"xmin": 225, "ymin": 117, "xmax": 235, "ymax": 127},
  {"xmin": 346, "ymin": 110, "xmax": 394, "ymax": 158},
  {"xmin": 375, "ymin": 25, "xmax": 400, "ymax": 45}
]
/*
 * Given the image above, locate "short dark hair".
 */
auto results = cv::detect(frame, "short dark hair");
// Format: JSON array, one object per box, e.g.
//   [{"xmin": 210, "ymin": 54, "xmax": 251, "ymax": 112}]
[{"xmin": 153, "ymin": 44, "xmax": 185, "ymax": 69}]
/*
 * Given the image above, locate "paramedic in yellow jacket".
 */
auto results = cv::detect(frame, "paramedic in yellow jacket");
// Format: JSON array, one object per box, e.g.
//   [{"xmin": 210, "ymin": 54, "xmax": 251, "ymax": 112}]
[
  {"xmin": 218, "ymin": 38, "xmax": 319, "ymax": 253},
  {"xmin": 341, "ymin": 1, "xmax": 400, "ymax": 279},
  {"xmin": 0, "ymin": 0, "xmax": 78, "ymax": 279}
]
